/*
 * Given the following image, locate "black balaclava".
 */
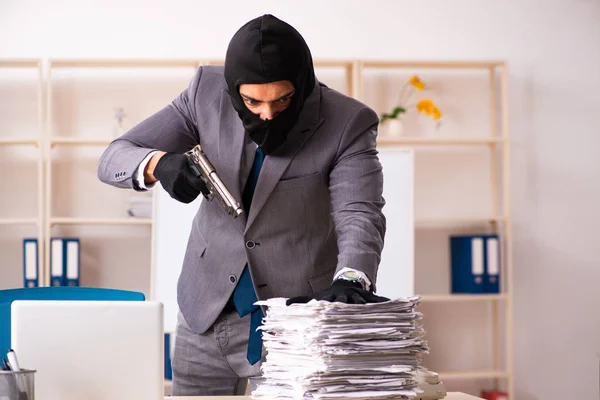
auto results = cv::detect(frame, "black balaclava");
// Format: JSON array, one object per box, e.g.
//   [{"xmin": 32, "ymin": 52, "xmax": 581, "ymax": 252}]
[{"xmin": 224, "ymin": 14, "xmax": 316, "ymax": 155}]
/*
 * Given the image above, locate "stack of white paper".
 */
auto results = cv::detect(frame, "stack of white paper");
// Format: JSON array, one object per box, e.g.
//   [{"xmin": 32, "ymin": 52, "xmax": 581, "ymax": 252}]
[{"xmin": 252, "ymin": 297, "xmax": 429, "ymax": 400}]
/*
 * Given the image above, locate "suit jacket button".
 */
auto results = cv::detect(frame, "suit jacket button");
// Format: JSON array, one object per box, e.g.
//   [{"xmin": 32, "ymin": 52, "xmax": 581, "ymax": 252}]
[
  {"xmin": 245, "ymin": 240, "xmax": 256, "ymax": 249},
  {"xmin": 229, "ymin": 275, "xmax": 237, "ymax": 284}
]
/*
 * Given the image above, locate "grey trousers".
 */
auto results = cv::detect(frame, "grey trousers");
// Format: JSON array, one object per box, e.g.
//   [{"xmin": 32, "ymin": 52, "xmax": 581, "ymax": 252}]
[{"xmin": 171, "ymin": 308, "xmax": 263, "ymax": 396}]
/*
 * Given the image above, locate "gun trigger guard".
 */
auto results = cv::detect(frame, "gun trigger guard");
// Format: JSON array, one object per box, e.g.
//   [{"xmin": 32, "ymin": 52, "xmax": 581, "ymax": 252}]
[{"xmin": 202, "ymin": 191, "xmax": 212, "ymax": 201}]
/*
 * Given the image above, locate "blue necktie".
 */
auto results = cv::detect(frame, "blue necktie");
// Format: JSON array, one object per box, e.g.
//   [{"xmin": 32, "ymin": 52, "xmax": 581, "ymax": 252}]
[{"xmin": 233, "ymin": 146, "xmax": 265, "ymax": 365}]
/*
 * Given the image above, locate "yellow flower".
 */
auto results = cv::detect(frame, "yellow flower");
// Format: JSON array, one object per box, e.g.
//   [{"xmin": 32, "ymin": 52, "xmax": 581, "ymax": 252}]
[
  {"xmin": 417, "ymin": 99, "xmax": 443, "ymax": 120},
  {"xmin": 410, "ymin": 75, "xmax": 425, "ymax": 91},
  {"xmin": 417, "ymin": 99, "xmax": 434, "ymax": 115}
]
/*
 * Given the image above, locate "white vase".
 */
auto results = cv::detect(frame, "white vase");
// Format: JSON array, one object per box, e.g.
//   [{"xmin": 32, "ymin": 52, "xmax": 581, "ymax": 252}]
[{"xmin": 383, "ymin": 118, "xmax": 404, "ymax": 138}]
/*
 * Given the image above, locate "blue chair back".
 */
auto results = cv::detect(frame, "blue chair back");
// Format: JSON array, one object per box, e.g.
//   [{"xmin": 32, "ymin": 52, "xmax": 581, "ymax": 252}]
[{"xmin": 0, "ymin": 287, "xmax": 145, "ymax": 358}]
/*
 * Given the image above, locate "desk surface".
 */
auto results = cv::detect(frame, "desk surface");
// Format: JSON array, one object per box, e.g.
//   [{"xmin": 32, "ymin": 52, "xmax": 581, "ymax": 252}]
[{"xmin": 167, "ymin": 392, "xmax": 483, "ymax": 400}]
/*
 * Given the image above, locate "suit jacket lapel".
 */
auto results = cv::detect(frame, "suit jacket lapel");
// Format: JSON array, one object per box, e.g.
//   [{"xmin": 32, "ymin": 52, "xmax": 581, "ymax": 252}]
[
  {"xmin": 245, "ymin": 81, "xmax": 325, "ymax": 232},
  {"xmin": 217, "ymin": 90, "xmax": 246, "ymax": 230}
]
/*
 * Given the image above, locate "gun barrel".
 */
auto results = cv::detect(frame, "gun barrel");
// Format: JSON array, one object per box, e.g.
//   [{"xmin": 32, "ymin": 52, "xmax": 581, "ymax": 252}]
[{"xmin": 208, "ymin": 172, "xmax": 244, "ymax": 217}]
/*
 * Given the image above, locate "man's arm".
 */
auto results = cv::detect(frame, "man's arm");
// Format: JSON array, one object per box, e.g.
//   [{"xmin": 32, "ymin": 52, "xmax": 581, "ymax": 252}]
[
  {"xmin": 285, "ymin": 104, "xmax": 388, "ymax": 306},
  {"xmin": 97, "ymin": 67, "xmax": 203, "ymax": 191},
  {"xmin": 329, "ymin": 105, "xmax": 386, "ymax": 292}
]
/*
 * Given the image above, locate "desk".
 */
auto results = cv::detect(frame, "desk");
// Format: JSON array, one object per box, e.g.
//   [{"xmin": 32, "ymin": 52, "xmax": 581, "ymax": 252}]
[{"xmin": 167, "ymin": 393, "xmax": 484, "ymax": 400}]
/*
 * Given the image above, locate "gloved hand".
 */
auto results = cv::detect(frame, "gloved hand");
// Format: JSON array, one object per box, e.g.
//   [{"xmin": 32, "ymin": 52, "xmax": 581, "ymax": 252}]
[
  {"xmin": 286, "ymin": 280, "xmax": 390, "ymax": 306},
  {"xmin": 153, "ymin": 152, "xmax": 209, "ymax": 204}
]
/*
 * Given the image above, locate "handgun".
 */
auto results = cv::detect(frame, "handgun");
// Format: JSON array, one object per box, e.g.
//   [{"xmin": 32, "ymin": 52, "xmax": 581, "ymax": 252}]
[{"xmin": 184, "ymin": 145, "xmax": 244, "ymax": 218}]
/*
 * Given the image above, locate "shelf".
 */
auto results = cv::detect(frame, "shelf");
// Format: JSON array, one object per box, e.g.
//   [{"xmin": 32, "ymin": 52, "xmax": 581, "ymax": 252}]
[
  {"xmin": 0, "ymin": 218, "xmax": 39, "ymax": 225},
  {"xmin": 313, "ymin": 60, "xmax": 354, "ymax": 68},
  {"xmin": 362, "ymin": 60, "xmax": 505, "ymax": 69},
  {"xmin": 437, "ymin": 369, "xmax": 509, "ymax": 380},
  {"xmin": 50, "ymin": 217, "xmax": 152, "ymax": 226},
  {"xmin": 46, "ymin": 59, "xmax": 505, "ymax": 70},
  {"xmin": 420, "ymin": 294, "xmax": 507, "ymax": 302},
  {"xmin": 0, "ymin": 59, "xmax": 41, "ymax": 68},
  {"xmin": 51, "ymin": 135, "xmax": 507, "ymax": 149},
  {"xmin": 415, "ymin": 216, "xmax": 507, "ymax": 225},
  {"xmin": 197, "ymin": 59, "xmax": 354, "ymax": 68},
  {"xmin": 0, "ymin": 138, "xmax": 40, "ymax": 146},
  {"xmin": 50, "ymin": 137, "xmax": 114, "ymax": 146},
  {"xmin": 50, "ymin": 59, "xmax": 199, "ymax": 68},
  {"xmin": 377, "ymin": 137, "xmax": 504, "ymax": 146}
]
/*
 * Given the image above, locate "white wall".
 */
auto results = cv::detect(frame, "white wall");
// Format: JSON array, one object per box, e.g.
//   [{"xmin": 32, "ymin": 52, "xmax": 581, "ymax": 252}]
[{"xmin": 1, "ymin": 0, "xmax": 599, "ymax": 399}]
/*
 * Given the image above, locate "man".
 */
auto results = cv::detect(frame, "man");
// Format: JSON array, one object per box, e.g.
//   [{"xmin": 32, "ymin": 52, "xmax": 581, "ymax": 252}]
[{"xmin": 97, "ymin": 14, "xmax": 388, "ymax": 396}]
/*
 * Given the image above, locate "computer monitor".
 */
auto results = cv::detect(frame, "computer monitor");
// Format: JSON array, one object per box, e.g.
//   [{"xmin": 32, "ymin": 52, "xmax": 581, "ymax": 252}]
[{"xmin": 11, "ymin": 300, "xmax": 164, "ymax": 400}]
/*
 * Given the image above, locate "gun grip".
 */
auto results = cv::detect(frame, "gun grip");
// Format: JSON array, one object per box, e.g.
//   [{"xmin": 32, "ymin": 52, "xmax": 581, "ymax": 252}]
[
  {"xmin": 186, "ymin": 157, "xmax": 202, "ymax": 177},
  {"xmin": 186, "ymin": 157, "xmax": 213, "ymax": 200}
]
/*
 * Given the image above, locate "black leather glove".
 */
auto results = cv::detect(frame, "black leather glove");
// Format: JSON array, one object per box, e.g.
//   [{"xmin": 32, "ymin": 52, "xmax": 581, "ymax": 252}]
[
  {"xmin": 153, "ymin": 152, "xmax": 208, "ymax": 204},
  {"xmin": 286, "ymin": 280, "xmax": 390, "ymax": 306}
]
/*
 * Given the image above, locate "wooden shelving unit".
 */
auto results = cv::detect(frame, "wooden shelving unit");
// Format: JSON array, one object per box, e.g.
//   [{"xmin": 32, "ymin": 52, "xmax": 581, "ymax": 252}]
[
  {"xmin": 356, "ymin": 59, "xmax": 512, "ymax": 397},
  {"xmin": 1, "ymin": 57, "xmax": 512, "ymax": 398},
  {"xmin": 0, "ymin": 59, "xmax": 45, "ymax": 286},
  {"xmin": 43, "ymin": 58, "xmax": 200, "ymax": 287}
]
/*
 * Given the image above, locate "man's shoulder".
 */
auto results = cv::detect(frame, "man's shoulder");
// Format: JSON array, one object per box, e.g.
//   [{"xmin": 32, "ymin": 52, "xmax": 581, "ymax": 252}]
[
  {"xmin": 192, "ymin": 65, "xmax": 227, "ymax": 96},
  {"xmin": 319, "ymin": 84, "xmax": 378, "ymax": 122},
  {"xmin": 200, "ymin": 65, "xmax": 226, "ymax": 79}
]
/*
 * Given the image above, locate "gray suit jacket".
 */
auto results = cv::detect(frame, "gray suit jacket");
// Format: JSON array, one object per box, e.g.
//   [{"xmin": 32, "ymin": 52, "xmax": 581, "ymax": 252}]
[{"xmin": 97, "ymin": 66, "xmax": 386, "ymax": 334}]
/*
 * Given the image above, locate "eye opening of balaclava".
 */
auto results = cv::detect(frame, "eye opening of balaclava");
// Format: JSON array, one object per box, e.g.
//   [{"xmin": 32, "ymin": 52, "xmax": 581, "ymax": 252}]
[{"xmin": 224, "ymin": 14, "xmax": 316, "ymax": 155}]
